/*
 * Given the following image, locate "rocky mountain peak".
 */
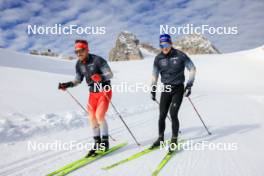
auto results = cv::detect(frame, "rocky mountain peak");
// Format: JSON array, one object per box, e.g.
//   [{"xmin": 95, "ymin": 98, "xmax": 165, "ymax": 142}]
[
  {"xmin": 109, "ymin": 32, "xmax": 221, "ymax": 61},
  {"xmin": 109, "ymin": 31, "xmax": 143, "ymax": 61},
  {"xmin": 173, "ymin": 34, "xmax": 220, "ymax": 54}
]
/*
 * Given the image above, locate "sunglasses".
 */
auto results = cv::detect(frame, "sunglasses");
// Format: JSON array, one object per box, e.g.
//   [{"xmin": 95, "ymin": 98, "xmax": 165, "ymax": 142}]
[
  {"xmin": 160, "ymin": 43, "xmax": 171, "ymax": 49},
  {"xmin": 74, "ymin": 48, "xmax": 86, "ymax": 54}
]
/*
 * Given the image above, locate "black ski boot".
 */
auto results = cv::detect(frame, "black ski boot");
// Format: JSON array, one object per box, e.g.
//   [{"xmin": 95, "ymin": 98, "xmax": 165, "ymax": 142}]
[
  {"xmin": 101, "ymin": 135, "xmax": 109, "ymax": 152},
  {"xmin": 150, "ymin": 136, "xmax": 164, "ymax": 149},
  {"xmin": 85, "ymin": 136, "xmax": 101, "ymax": 157},
  {"xmin": 169, "ymin": 136, "xmax": 178, "ymax": 153}
]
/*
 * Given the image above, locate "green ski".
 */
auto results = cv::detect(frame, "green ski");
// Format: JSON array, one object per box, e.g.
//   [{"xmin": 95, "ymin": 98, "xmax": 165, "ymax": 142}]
[
  {"xmin": 47, "ymin": 142, "xmax": 127, "ymax": 176},
  {"xmin": 102, "ymin": 140, "xmax": 172, "ymax": 170},
  {"xmin": 102, "ymin": 146, "xmax": 158, "ymax": 170},
  {"xmin": 152, "ymin": 141, "xmax": 185, "ymax": 176}
]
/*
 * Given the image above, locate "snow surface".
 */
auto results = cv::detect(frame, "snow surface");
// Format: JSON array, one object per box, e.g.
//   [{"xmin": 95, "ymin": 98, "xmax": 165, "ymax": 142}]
[{"xmin": 0, "ymin": 46, "xmax": 264, "ymax": 176}]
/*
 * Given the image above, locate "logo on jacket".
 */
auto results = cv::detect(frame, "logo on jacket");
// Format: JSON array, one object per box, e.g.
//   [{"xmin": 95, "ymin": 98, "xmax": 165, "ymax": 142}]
[
  {"xmin": 81, "ymin": 65, "xmax": 87, "ymax": 74},
  {"xmin": 89, "ymin": 66, "xmax": 94, "ymax": 71},
  {"xmin": 160, "ymin": 59, "xmax": 168, "ymax": 66},
  {"xmin": 171, "ymin": 57, "xmax": 178, "ymax": 64}
]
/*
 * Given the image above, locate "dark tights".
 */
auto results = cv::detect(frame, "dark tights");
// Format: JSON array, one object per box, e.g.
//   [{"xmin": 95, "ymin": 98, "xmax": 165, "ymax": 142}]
[{"xmin": 159, "ymin": 84, "xmax": 184, "ymax": 138}]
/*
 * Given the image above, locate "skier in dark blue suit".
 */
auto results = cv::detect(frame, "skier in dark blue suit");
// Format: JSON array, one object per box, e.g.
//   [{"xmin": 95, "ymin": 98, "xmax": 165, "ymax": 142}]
[{"xmin": 150, "ymin": 34, "xmax": 196, "ymax": 151}]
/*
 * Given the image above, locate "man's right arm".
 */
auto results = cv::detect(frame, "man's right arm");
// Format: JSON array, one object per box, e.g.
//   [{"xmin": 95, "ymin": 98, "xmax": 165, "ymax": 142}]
[
  {"xmin": 151, "ymin": 57, "xmax": 159, "ymax": 87},
  {"xmin": 58, "ymin": 62, "xmax": 83, "ymax": 90},
  {"xmin": 151, "ymin": 57, "xmax": 160, "ymax": 100}
]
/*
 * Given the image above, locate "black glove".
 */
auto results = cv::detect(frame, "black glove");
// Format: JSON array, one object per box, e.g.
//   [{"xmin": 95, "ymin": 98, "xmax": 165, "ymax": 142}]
[
  {"xmin": 58, "ymin": 82, "xmax": 74, "ymax": 90},
  {"xmin": 184, "ymin": 84, "xmax": 192, "ymax": 97},
  {"xmin": 151, "ymin": 85, "xmax": 157, "ymax": 101}
]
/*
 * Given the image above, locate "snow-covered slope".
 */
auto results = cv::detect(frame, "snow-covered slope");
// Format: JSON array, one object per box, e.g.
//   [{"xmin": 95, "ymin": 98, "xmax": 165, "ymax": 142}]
[
  {"xmin": 0, "ymin": 49, "xmax": 76, "ymax": 75},
  {"xmin": 0, "ymin": 46, "xmax": 264, "ymax": 176}
]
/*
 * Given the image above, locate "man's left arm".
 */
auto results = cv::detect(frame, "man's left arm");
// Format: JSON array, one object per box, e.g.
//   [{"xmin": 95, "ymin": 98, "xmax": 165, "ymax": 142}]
[
  {"xmin": 99, "ymin": 59, "xmax": 113, "ymax": 81},
  {"xmin": 184, "ymin": 54, "xmax": 196, "ymax": 87},
  {"xmin": 183, "ymin": 54, "xmax": 196, "ymax": 97}
]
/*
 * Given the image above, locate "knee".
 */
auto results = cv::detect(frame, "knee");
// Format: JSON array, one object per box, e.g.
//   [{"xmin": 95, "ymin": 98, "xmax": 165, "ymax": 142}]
[
  {"xmin": 96, "ymin": 118, "xmax": 103, "ymax": 125},
  {"xmin": 90, "ymin": 118, "xmax": 98, "ymax": 128},
  {"xmin": 159, "ymin": 115, "xmax": 166, "ymax": 123},
  {"xmin": 96, "ymin": 114, "xmax": 107, "ymax": 126},
  {"xmin": 159, "ymin": 111, "xmax": 167, "ymax": 120},
  {"xmin": 170, "ymin": 106, "xmax": 179, "ymax": 116},
  {"xmin": 97, "ymin": 119, "xmax": 107, "ymax": 126},
  {"xmin": 88, "ymin": 110, "xmax": 96, "ymax": 119}
]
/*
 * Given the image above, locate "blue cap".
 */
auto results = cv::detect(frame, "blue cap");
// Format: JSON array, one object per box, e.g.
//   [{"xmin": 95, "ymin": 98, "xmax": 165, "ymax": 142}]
[{"xmin": 159, "ymin": 34, "xmax": 172, "ymax": 43}]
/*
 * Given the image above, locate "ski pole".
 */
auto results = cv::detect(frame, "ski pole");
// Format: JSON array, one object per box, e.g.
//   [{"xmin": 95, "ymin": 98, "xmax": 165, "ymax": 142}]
[
  {"xmin": 102, "ymin": 91, "xmax": 141, "ymax": 146},
  {"xmin": 154, "ymin": 100, "xmax": 181, "ymax": 134},
  {"xmin": 187, "ymin": 96, "xmax": 212, "ymax": 135},
  {"xmin": 65, "ymin": 90, "xmax": 116, "ymax": 141}
]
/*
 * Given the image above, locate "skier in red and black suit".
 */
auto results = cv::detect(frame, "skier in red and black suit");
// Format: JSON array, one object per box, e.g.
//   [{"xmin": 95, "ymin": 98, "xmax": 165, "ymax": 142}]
[{"xmin": 58, "ymin": 40, "xmax": 113, "ymax": 156}]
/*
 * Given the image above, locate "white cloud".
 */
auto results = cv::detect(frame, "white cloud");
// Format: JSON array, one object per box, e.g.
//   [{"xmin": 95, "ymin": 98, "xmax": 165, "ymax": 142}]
[
  {"xmin": 0, "ymin": 7, "xmax": 31, "ymax": 24},
  {"xmin": 0, "ymin": 0, "xmax": 264, "ymax": 57}
]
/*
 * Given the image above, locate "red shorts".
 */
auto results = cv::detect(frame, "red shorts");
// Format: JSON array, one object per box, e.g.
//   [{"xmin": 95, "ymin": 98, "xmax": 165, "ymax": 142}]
[{"xmin": 87, "ymin": 90, "xmax": 112, "ymax": 124}]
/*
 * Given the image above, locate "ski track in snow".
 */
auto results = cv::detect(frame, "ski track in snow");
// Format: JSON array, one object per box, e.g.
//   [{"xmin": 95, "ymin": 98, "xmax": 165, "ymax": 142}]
[
  {"xmin": 2, "ymin": 92, "xmax": 263, "ymax": 176},
  {"xmin": 0, "ymin": 95, "xmax": 206, "ymax": 176},
  {"xmin": 0, "ymin": 107, "xmax": 159, "ymax": 175}
]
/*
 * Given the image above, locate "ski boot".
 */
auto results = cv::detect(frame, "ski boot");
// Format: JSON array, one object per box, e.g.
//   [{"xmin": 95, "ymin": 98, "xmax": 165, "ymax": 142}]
[
  {"xmin": 168, "ymin": 136, "xmax": 178, "ymax": 153},
  {"xmin": 150, "ymin": 136, "xmax": 164, "ymax": 149},
  {"xmin": 85, "ymin": 136, "xmax": 101, "ymax": 157},
  {"xmin": 101, "ymin": 135, "xmax": 109, "ymax": 152}
]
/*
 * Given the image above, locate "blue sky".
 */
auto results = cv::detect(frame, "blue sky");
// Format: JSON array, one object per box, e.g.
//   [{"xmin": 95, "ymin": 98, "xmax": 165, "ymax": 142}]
[{"xmin": 0, "ymin": 0, "xmax": 264, "ymax": 58}]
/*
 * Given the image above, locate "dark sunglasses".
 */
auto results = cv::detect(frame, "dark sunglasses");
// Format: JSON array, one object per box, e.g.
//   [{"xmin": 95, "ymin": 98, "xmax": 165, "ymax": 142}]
[
  {"xmin": 160, "ymin": 43, "xmax": 171, "ymax": 49},
  {"xmin": 74, "ymin": 48, "xmax": 86, "ymax": 54}
]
